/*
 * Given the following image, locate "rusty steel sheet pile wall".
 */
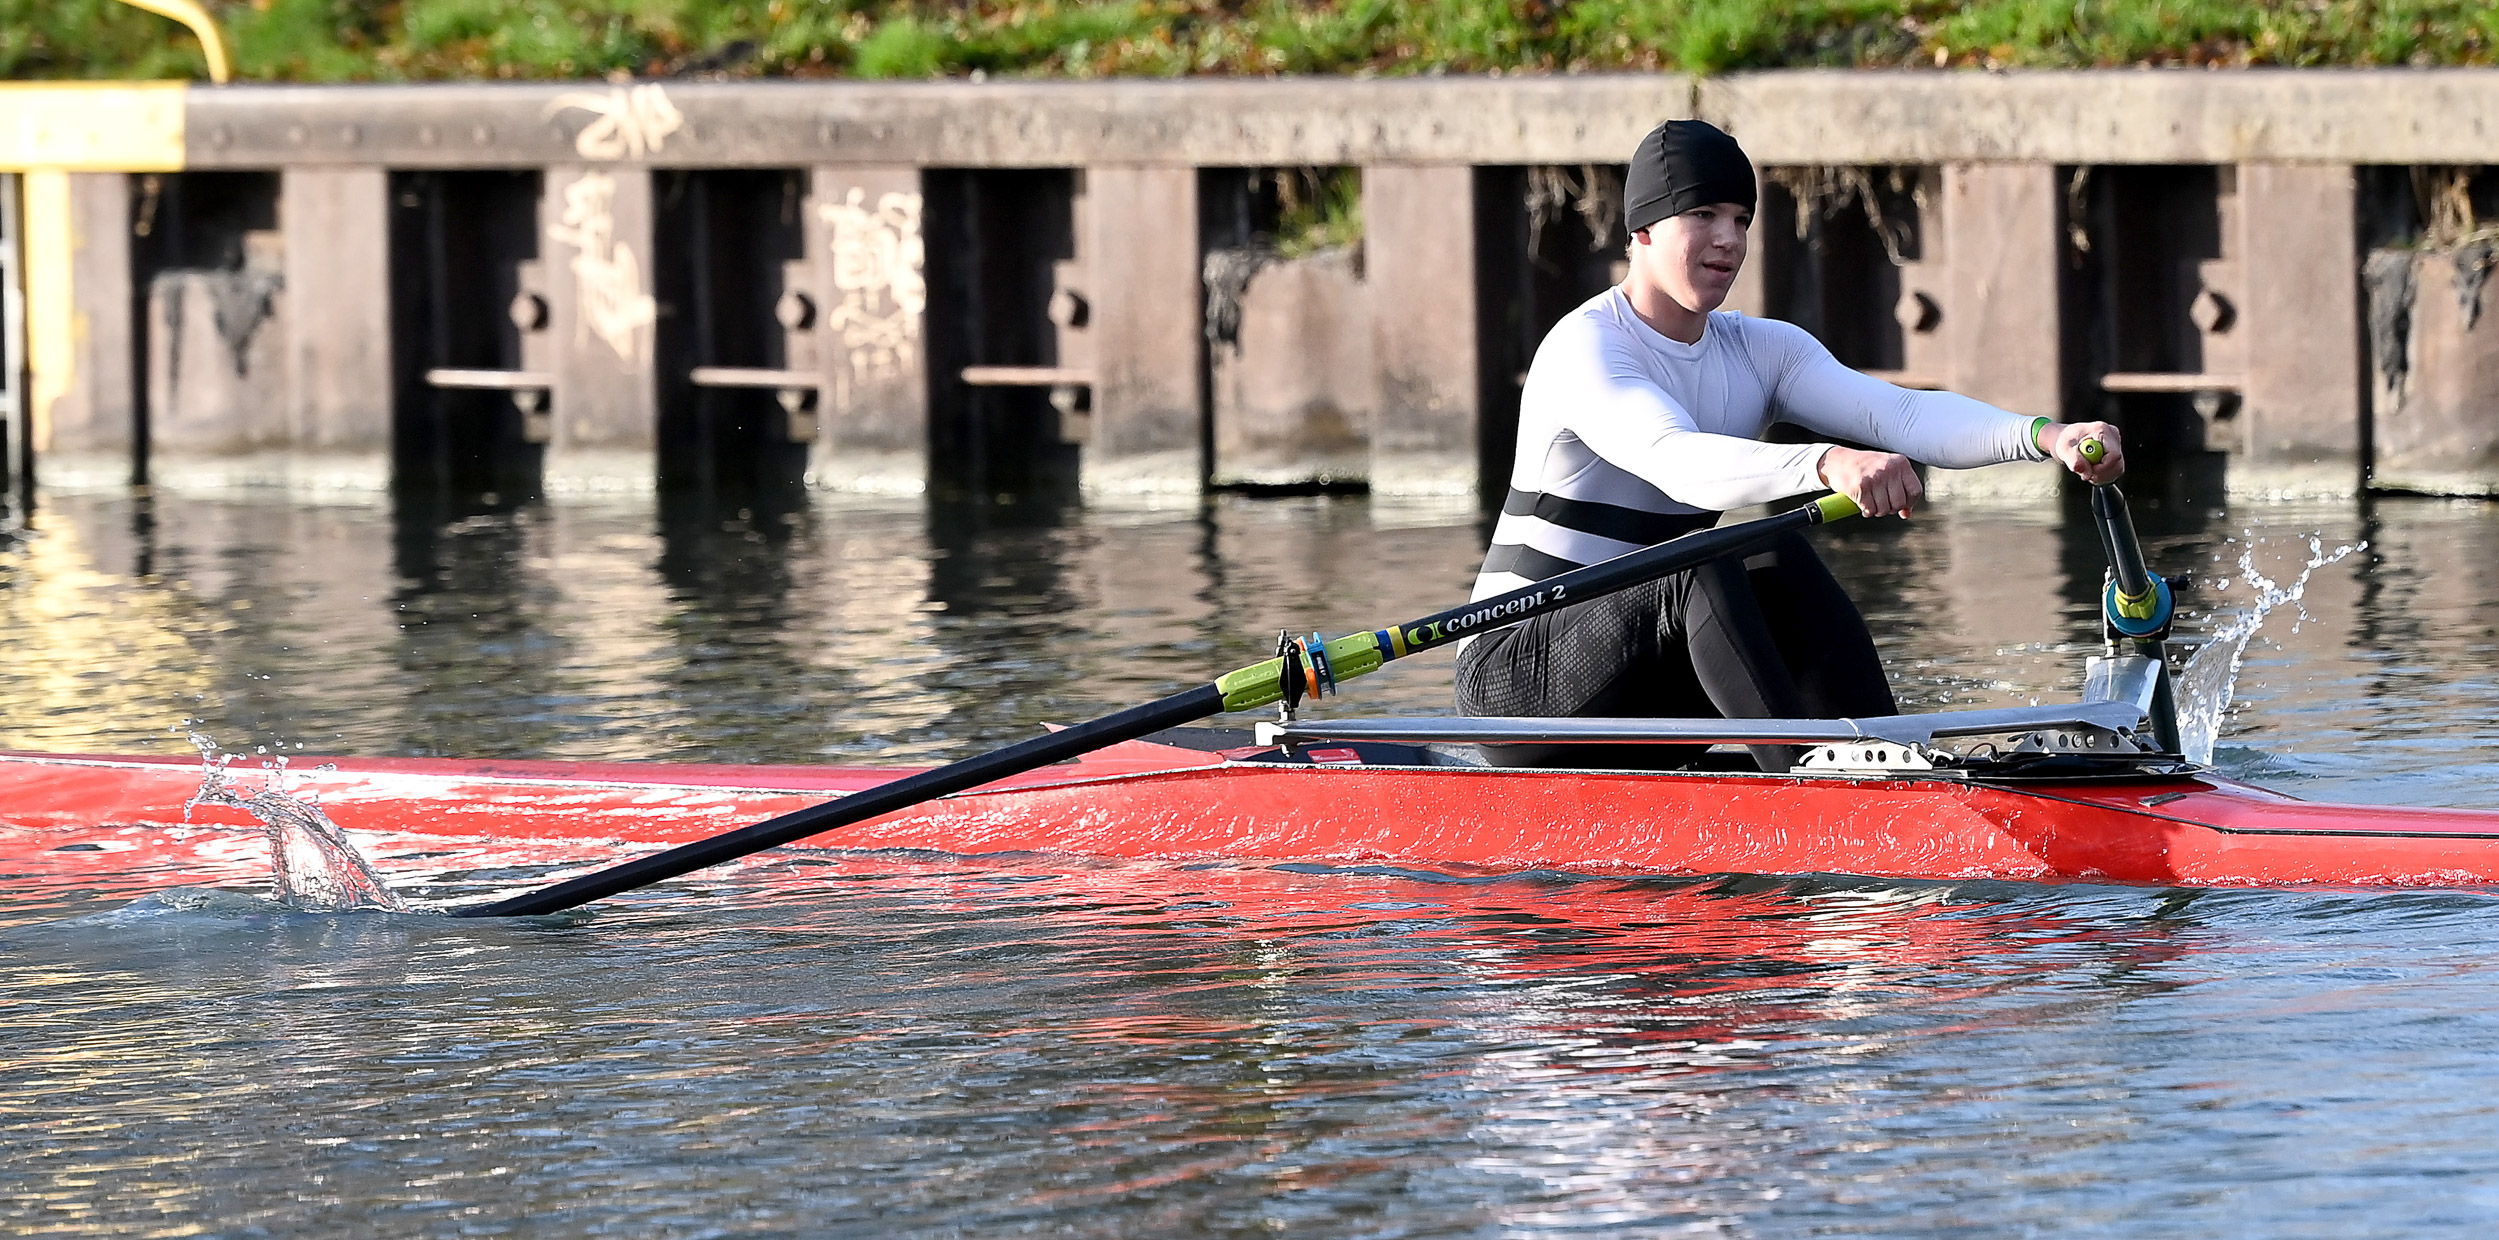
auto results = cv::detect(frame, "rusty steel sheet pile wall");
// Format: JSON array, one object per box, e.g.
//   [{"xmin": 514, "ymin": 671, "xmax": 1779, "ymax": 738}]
[{"xmin": 5, "ymin": 71, "xmax": 2499, "ymax": 500}]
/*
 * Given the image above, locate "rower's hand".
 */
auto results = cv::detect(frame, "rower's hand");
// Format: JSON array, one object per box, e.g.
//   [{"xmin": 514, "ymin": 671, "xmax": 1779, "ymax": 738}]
[
  {"xmin": 1817, "ymin": 446, "xmax": 1921, "ymax": 518},
  {"xmin": 2042, "ymin": 420, "xmax": 2125, "ymax": 484}
]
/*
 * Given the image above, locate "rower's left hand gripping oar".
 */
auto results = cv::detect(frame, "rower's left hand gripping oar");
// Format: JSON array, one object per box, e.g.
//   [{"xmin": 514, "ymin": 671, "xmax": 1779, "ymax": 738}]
[{"xmin": 450, "ymin": 494, "xmax": 1862, "ymax": 917}]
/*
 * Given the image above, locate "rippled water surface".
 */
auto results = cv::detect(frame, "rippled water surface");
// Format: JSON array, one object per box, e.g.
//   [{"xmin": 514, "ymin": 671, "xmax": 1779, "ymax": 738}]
[{"xmin": 6, "ymin": 487, "xmax": 2499, "ymax": 1237}]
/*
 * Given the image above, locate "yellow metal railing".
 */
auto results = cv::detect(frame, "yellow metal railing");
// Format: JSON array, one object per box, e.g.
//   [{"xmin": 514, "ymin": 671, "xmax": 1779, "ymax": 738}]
[
  {"xmin": 0, "ymin": 0, "xmax": 221, "ymax": 460},
  {"xmin": 112, "ymin": 0, "xmax": 232, "ymax": 83}
]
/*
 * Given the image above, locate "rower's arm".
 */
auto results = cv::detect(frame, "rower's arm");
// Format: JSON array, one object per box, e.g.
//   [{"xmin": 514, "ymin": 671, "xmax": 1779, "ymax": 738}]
[
  {"xmin": 1751, "ymin": 317, "xmax": 2044, "ymax": 469},
  {"xmin": 1538, "ymin": 319, "xmax": 1831, "ymax": 512}
]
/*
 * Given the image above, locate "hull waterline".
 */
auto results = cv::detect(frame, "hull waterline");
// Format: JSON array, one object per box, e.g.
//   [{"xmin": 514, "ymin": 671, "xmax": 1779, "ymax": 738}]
[{"xmin": 7, "ymin": 741, "xmax": 2499, "ymax": 892}]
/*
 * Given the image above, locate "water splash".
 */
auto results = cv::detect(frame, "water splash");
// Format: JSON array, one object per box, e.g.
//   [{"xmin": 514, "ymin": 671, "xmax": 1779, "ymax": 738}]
[
  {"xmin": 2173, "ymin": 534, "xmax": 2365, "ymax": 766},
  {"xmin": 184, "ymin": 733, "xmax": 409, "ymax": 913}
]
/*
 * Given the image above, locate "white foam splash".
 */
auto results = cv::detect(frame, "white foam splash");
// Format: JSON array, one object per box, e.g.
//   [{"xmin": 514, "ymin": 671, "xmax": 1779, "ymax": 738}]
[
  {"xmin": 184, "ymin": 733, "xmax": 408, "ymax": 913},
  {"xmin": 2173, "ymin": 533, "xmax": 2365, "ymax": 766}
]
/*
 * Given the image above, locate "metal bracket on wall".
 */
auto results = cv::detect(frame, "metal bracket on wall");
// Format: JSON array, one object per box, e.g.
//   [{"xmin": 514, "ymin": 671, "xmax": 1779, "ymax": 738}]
[
  {"xmin": 688, "ymin": 366, "xmax": 826, "ymax": 444},
  {"xmin": 959, "ymin": 366, "xmax": 1096, "ymax": 444},
  {"xmin": 425, "ymin": 368, "xmax": 557, "ymax": 443}
]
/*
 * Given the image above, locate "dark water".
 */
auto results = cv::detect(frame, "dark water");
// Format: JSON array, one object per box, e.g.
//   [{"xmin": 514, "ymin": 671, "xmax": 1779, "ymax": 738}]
[{"xmin": 5, "ymin": 487, "xmax": 2499, "ymax": 1237}]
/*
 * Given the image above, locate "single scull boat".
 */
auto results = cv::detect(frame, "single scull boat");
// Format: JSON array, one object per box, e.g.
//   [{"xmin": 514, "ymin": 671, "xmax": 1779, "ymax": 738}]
[
  {"xmin": 7, "ymin": 712, "xmax": 2499, "ymax": 891},
  {"xmin": 5, "ymin": 474, "xmax": 2494, "ymax": 898}
]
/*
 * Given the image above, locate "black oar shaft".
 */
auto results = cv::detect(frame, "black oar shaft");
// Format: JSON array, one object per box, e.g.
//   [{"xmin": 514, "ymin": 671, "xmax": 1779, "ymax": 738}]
[
  {"xmin": 1387, "ymin": 501, "xmax": 1835, "ymax": 660},
  {"xmin": 451, "ymin": 495, "xmax": 1856, "ymax": 917},
  {"xmin": 451, "ymin": 685, "xmax": 1226, "ymax": 917},
  {"xmin": 2092, "ymin": 484, "xmax": 2154, "ymax": 601}
]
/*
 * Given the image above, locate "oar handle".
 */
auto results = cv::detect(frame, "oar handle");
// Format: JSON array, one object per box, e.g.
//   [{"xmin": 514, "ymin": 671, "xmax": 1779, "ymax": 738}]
[
  {"xmin": 2078, "ymin": 437, "xmax": 2172, "ymax": 641},
  {"xmin": 2077, "ymin": 440, "xmax": 2182, "ymax": 752},
  {"xmin": 2079, "ymin": 440, "xmax": 2151, "ymax": 600}
]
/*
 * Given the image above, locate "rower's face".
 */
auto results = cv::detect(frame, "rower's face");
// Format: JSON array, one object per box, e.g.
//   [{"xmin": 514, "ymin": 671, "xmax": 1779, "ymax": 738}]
[{"xmin": 1634, "ymin": 201, "xmax": 1752, "ymax": 312}]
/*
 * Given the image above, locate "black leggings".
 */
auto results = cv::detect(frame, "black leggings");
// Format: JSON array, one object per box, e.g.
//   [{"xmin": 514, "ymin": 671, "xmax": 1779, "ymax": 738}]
[{"xmin": 1452, "ymin": 530, "xmax": 1895, "ymax": 771}]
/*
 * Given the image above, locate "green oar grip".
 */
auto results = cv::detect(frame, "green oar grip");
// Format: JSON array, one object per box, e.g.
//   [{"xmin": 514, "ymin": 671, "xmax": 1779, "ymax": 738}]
[
  {"xmin": 1813, "ymin": 493, "xmax": 1862, "ymax": 523},
  {"xmin": 1216, "ymin": 633, "xmax": 1387, "ymax": 713}
]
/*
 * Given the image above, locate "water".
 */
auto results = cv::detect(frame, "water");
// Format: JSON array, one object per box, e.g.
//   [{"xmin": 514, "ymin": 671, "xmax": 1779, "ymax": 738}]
[
  {"xmin": 4, "ymin": 486, "xmax": 2499, "ymax": 1237},
  {"xmin": 2175, "ymin": 534, "xmax": 2368, "ymax": 766},
  {"xmin": 183, "ymin": 736, "xmax": 410, "ymax": 913}
]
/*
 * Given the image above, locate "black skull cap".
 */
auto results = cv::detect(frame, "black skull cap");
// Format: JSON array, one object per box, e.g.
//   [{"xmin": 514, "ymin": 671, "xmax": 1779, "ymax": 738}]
[{"xmin": 1623, "ymin": 119, "xmax": 1757, "ymax": 234}]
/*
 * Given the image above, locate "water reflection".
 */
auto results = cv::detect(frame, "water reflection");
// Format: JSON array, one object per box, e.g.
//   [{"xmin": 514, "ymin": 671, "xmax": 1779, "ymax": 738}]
[
  {"xmin": 0, "ymin": 486, "xmax": 2493, "ymax": 810},
  {"xmin": 7, "ymin": 850, "xmax": 2420, "ymax": 1238}
]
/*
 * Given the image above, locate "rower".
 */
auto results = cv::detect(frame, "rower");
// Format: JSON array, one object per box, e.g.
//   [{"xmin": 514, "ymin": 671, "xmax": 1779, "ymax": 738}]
[{"xmin": 1456, "ymin": 119, "xmax": 2127, "ymax": 772}]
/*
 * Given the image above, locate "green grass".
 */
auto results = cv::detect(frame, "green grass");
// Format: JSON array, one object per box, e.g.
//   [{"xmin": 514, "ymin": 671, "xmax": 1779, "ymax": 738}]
[
  {"xmin": 5, "ymin": 0, "xmax": 2497, "ymax": 82},
  {"xmin": 1267, "ymin": 167, "xmax": 1363, "ymax": 258}
]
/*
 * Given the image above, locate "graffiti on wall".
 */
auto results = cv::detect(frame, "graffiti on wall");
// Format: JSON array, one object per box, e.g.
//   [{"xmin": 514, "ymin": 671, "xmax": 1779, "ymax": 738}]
[
  {"xmin": 546, "ymin": 83, "xmax": 684, "ymax": 161},
  {"xmin": 820, "ymin": 187, "xmax": 927, "ymax": 405},
  {"xmin": 548, "ymin": 171, "xmax": 656, "ymax": 367}
]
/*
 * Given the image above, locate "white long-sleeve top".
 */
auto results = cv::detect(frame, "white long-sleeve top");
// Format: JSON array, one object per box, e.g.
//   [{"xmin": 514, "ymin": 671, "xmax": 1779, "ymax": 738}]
[{"xmin": 1470, "ymin": 287, "xmax": 2046, "ymax": 601}]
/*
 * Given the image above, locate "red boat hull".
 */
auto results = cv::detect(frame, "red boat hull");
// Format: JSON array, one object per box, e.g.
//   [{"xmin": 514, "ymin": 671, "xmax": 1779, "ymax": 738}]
[{"xmin": 6, "ymin": 742, "xmax": 2499, "ymax": 890}]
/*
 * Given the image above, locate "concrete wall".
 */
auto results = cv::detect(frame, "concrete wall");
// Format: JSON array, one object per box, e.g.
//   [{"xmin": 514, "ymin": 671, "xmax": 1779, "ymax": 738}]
[
  {"xmin": 1209, "ymin": 249, "xmax": 1372, "ymax": 487},
  {"xmin": 541, "ymin": 165, "xmax": 659, "ymax": 490},
  {"xmin": 280, "ymin": 167, "xmax": 393, "ymax": 480},
  {"xmin": 1366, "ymin": 165, "xmax": 1481, "ymax": 496},
  {"xmin": 42, "ymin": 174, "xmax": 138, "ymax": 483},
  {"xmin": 2372, "ymin": 245, "xmax": 2499, "ymax": 497},
  {"xmin": 1080, "ymin": 166, "xmax": 1203, "ymax": 495},
  {"xmin": 9, "ymin": 72, "xmax": 2499, "ymax": 500},
  {"xmin": 146, "ymin": 73, "xmax": 2499, "ymax": 171},
  {"xmin": 144, "ymin": 266, "xmax": 287, "ymax": 455},
  {"xmin": 2238, "ymin": 163, "xmax": 2364, "ymax": 488},
  {"xmin": 804, "ymin": 164, "xmax": 927, "ymax": 493},
  {"xmin": 1942, "ymin": 163, "xmax": 2062, "ymax": 418}
]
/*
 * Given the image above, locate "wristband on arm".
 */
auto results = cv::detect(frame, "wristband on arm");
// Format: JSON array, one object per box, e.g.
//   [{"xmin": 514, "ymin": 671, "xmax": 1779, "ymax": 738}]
[{"xmin": 2030, "ymin": 417, "xmax": 2051, "ymax": 456}]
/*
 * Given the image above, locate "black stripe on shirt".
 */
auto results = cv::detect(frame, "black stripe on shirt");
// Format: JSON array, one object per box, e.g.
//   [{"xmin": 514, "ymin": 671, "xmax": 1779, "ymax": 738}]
[
  {"xmin": 1479, "ymin": 541, "xmax": 1590, "ymax": 583},
  {"xmin": 1501, "ymin": 487, "xmax": 1718, "ymax": 547}
]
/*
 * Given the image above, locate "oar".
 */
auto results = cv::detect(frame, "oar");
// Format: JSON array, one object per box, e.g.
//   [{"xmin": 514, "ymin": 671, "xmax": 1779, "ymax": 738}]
[
  {"xmin": 2078, "ymin": 438, "xmax": 2182, "ymax": 752},
  {"xmin": 449, "ymin": 493, "xmax": 1862, "ymax": 917}
]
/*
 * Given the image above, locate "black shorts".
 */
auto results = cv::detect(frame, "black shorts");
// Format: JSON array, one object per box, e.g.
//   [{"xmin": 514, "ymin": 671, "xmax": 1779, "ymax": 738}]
[{"xmin": 1452, "ymin": 530, "xmax": 1896, "ymax": 771}]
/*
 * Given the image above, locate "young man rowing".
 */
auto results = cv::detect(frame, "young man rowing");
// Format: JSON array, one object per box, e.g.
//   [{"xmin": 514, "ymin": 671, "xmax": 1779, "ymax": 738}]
[{"xmin": 1456, "ymin": 120, "xmax": 2125, "ymax": 772}]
